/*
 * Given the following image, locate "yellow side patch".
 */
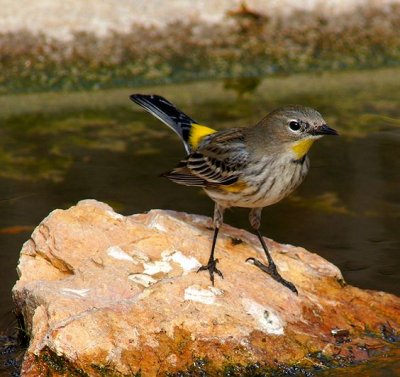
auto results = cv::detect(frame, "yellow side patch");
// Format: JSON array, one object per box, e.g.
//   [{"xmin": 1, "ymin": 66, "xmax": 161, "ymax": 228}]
[
  {"xmin": 291, "ymin": 139, "xmax": 315, "ymax": 159},
  {"xmin": 220, "ymin": 181, "xmax": 247, "ymax": 193},
  {"xmin": 189, "ymin": 124, "xmax": 217, "ymax": 149}
]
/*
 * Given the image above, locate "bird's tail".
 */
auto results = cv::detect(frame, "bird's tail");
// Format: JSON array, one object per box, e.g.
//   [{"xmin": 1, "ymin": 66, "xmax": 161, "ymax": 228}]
[{"xmin": 130, "ymin": 94, "xmax": 216, "ymax": 154}]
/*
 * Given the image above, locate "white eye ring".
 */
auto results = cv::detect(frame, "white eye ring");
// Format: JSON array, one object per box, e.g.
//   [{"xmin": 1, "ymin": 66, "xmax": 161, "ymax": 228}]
[{"xmin": 288, "ymin": 120, "xmax": 301, "ymax": 132}]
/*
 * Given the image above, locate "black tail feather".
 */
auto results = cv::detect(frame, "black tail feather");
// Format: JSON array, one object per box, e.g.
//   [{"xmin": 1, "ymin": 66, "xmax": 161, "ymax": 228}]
[{"xmin": 130, "ymin": 94, "xmax": 196, "ymax": 153}]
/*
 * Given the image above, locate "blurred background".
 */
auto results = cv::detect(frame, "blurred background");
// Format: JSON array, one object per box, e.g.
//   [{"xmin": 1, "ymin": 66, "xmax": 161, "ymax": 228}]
[{"xmin": 1, "ymin": 0, "xmax": 400, "ymax": 375}]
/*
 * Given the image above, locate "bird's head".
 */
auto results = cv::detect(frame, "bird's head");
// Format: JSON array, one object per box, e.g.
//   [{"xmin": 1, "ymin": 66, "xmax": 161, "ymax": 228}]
[{"xmin": 254, "ymin": 105, "xmax": 338, "ymax": 159}]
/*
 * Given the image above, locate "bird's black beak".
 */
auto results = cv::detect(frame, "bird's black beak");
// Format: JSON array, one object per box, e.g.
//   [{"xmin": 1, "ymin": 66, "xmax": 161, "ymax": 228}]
[{"xmin": 311, "ymin": 124, "xmax": 338, "ymax": 136}]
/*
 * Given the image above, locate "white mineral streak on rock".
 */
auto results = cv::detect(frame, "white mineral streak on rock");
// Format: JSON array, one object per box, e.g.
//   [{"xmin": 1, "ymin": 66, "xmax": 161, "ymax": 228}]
[
  {"xmin": 143, "ymin": 260, "xmax": 172, "ymax": 275},
  {"xmin": 144, "ymin": 336, "xmax": 159, "ymax": 348},
  {"xmin": 128, "ymin": 273, "xmax": 157, "ymax": 287},
  {"xmin": 107, "ymin": 347, "xmax": 122, "ymax": 364},
  {"xmin": 184, "ymin": 285, "xmax": 223, "ymax": 305},
  {"xmin": 279, "ymin": 243, "xmax": 296, "ymax": 253},
  {"xmin": 126, "ymin": 327, "xmax": 140, "ymax": 348},
  {"xmin": 242, "ymin": 298, "xmax": 284, "ymax": 335},
  {"xmin": 277, "ymin": 260, "xmax": 289, "ymax": 272},
  {"xmin": 60, "ymin": 288, "xmax": 90, "ymax": 297},
  {"xmin": 307, "ymin": 293, "xmax": 324, "ymax": 311},
  {"xmin": 171, "ymin": 251, "xmax": 202, "ymax": 271},
  {"xmin": 167, "ymin": 214, "xmax": 203, "ymax": 234},
  {"xmin": 147, "ymin": 214, "xmax": 168, "ymax": 232},
  {"xmin": 107, "ymin": 246, "xmax": 134, "ymax": 262},
  {"xmin": 131, "ymin": 249, "xmax": 150, "ymax": 263},
  {"xmin": 106, "ymin": 210, "xmax": 124, "ymax": 220},
  {"xmin": 209, "ymin": 286, "xmax": 224, "ymax": 296},
  {"xmin": 162, "ymin": 250, "xmax": 202, "ymax": 273},
  {"xmin": 166, "ymin": 354, "xmax": 178, "ymax": 366}
]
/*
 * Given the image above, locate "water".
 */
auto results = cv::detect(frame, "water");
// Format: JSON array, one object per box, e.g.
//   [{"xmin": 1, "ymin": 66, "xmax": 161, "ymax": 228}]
[{"xmin": 0, "ymin": 68, "xmax": 399, "ymax": 375}]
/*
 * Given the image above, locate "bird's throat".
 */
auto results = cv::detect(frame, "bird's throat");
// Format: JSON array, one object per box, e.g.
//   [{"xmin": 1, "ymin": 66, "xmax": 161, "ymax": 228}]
[{"xmin": 291, "ymin": 139, "xmax": 315, "ymax": 159}]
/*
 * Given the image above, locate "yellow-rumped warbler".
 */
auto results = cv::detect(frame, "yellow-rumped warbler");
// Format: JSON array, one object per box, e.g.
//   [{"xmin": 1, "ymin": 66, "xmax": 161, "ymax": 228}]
[{"xmin": 130, "ymin": 94, "xmax": 338, "ymax": 294}]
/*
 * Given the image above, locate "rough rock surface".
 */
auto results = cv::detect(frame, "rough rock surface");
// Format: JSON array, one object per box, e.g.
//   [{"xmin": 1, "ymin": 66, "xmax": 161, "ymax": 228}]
[
  {"xmin": 13, "ymin": 200, "xmax": 400, "ymax": 376},
  {"xmin": 1, "ymin": 0, "xmax": 396, "ymax": 40}
]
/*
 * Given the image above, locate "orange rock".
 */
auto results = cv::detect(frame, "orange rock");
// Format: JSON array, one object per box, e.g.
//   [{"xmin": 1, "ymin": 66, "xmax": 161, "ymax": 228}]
[{"xmin": 13, "ymin": 200, "xmax": 400, "ymax": 376}]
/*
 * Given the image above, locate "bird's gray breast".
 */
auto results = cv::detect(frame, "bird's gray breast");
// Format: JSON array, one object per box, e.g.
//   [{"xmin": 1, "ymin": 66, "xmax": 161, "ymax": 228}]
[
  {"xmin": 243, "ymin": 154, "xmax": 310, "ymax": 207},
  {"xmin": 206, "ymin": 154, "xmax": 310, "ymax": 208}
]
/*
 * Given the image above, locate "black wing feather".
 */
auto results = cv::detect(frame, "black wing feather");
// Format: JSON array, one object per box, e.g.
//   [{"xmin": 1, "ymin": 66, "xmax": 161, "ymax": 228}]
[{"xmin": 130, "ymin": 94, "xmax": 196, "ymax": 153}]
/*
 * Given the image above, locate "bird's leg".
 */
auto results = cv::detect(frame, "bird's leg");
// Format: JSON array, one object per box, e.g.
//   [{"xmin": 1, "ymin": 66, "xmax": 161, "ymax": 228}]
[
  {"xmin": 197, "ymin": 203, "xmax": 224, "ymax": 285},
  {"xmin": 246, "ymin": 208, "xmax": 298, "ymax": 294}
]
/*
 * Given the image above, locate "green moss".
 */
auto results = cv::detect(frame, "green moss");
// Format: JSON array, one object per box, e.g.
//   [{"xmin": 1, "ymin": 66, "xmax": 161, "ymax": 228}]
[
  {"xmin": 1, "ymin": 3, "xmax": 400, "ymax": 94},
  {"xmin": 40, "ymin": 347, "xmax": 89, "ymax": 376},
  {"xmin": 40, "ymin": 349, "xmax": 142, "ymax": 376},
  {"xmin": 29, "ymin": 341, "xmax": 400, "ymax": 377},
  {"xmin": 168, "ymin": 359, "xmax": 316, "ymax": 376},
  {"xmin": 91, "ymin": 363, "xmax": 133, "ymax": 377}
]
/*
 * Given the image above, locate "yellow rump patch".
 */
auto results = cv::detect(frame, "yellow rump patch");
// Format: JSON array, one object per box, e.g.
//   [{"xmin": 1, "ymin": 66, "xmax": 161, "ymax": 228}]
[
  {"xmin": 220, "ymin": 181, "xmax": 247, "ymax": 193},
  {"xmin": 189, "ymin": 124, "xmax": 217, "ymax": 149},
  {"xmin": 291, "ymin": 139, "xmax": 315, "ymax": 159}
]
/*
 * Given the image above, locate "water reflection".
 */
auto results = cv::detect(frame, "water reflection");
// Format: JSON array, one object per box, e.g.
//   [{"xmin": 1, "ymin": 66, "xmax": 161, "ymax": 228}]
[{"xmin": 0, "ymin": 68, "xmax": 399, "ymax": 374}]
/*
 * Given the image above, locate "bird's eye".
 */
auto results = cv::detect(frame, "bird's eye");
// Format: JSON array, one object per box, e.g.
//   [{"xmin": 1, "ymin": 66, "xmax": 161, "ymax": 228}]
[{"xmin": 289, "ymin": 121, "xmax": 301, "ymax": 132}]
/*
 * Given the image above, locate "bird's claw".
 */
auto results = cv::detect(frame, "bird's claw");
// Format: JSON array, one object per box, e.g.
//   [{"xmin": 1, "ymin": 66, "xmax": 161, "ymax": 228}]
[
  {"xmin": 197, "ymin": 258, "xmax": 224, "ymax": 286},
  {"xmin": 246, "ymin": 257, "xmax": 298, "ymax": 295}
]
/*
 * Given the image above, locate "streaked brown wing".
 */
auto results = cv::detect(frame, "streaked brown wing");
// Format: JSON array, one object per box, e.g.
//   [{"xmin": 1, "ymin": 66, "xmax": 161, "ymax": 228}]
[
  {"xmin": 163, "ymin": 128, "xmax": 249, "ymax": 187},
  {"xmin": 161, "ymin": 166, "xmax": 210, "ymax": 187}
]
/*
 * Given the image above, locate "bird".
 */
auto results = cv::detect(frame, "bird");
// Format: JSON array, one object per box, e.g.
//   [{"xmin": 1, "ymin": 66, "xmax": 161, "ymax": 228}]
[{"xmin": 130, "ymin": 94, "xmax": 338, "ymax": 294}]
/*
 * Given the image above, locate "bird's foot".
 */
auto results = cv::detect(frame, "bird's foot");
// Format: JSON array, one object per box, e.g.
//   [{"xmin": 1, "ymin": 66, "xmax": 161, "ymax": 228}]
[
  {"xmin": 246, "ymin": 257, "xmax": 298, "ymax": 295},
  {"xmin": 197, "ymin": 258, "xmax": 223, "ymax": 286}
]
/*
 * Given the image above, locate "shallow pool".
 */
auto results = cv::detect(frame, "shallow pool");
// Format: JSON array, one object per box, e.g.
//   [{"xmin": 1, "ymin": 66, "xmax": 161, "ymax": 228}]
[{"xmin": 0, "ymin": 68, "xmax": 399, "ymax": 375}]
